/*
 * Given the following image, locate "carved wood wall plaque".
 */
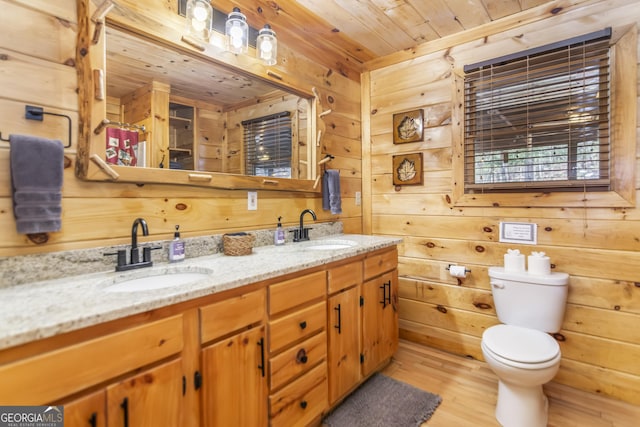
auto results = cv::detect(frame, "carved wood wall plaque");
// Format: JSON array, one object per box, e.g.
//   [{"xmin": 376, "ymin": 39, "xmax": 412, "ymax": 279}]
[{"xmin": 392, "ymin": 153, "xmax": 423, "ymax": 186}]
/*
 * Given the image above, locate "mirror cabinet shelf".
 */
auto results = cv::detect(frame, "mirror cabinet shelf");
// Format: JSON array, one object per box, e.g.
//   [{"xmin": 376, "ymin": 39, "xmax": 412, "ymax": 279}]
[{"xmin": 168, "ymin": 102, "xmax": 195, "ymax": 170}]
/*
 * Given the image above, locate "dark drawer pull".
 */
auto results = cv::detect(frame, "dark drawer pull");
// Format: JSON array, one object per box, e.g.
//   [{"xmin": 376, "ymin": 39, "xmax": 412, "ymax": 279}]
[
  {"xmin": 120, "ymin": 397, "xmax": 129, "ymax": 427},
  {"xmin": 380, "ymin": 280, "xmax": 392, "ymax": 308},
  {"xmin": 300, "ymin": 400, "xmax": 308, "ymax": 409},
  {"xmin": 258, "ymin": 338, "xmax": 266, "ymax": 377},
  {"xmin": 299, "ymin": 320, "xmax": 307, "ymax": 330},
  {"xmin": 296, "ymin": 348, "xmax": 308, "ymax": 364},
  {"xmin": 194, "ymin": 371, "xmax": 202, "ymax": 390}
]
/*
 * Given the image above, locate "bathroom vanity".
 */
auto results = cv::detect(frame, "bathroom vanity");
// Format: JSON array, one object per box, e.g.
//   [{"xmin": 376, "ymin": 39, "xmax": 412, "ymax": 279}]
[{"xmin": 0, "ymin": 235, "xmax": 399, "ymax": 427}]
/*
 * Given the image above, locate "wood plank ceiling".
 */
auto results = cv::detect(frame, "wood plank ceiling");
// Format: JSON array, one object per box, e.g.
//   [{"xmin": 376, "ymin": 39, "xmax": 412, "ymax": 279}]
[
  {"xmin": 106, "ymin": 0, "xmax": 574, "ymax": 106},
  {"xmin": 210, "ymin": 0, "xmax": 560, "ymax": 78}
]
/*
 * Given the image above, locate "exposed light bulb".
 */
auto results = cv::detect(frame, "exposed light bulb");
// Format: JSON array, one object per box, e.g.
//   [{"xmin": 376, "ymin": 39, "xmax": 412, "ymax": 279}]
[
  {"xmin": 257, "ymin": 24, "xmax": 277, "ymax": 65},
  {"xmin": 225, "ymin": 7, "xmax": 248, "ymax": 54},
  {"xmin": 193, "ymin": 4, "xmax": 208, "ymax": 21},
  {"xmin": 261, "ymin": 41, "xmax": 273, "ymax": 53},
  {"xmin": 191, "ymin": 18, "xmax": 206, "ymax": 32},
  {"xmin": 185, "ymin": 0, "xmax": 212, "ymax": 42}
]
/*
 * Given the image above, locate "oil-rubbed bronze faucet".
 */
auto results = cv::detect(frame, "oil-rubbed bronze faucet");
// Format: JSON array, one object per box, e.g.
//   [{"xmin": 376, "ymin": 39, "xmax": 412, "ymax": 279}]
[
  {"xmin": 293, "ymin": 209, "xmax": 317, "ymax": 242},
  {"xmin": 105, "ymin": 218, "xmax": 160, "ymax": 271},
  {"xmin": 130, "ymin": 217, "xmax": 149, "ymax": 265}
]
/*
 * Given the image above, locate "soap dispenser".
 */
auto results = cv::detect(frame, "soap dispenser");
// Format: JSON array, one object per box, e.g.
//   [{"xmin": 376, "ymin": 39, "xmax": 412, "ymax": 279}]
[
  {"xmin": 169, "ymin": 225, "xmax": 185, "ymax": 262},
  {"xmin": 274, "ymin": 216, "xmax": 285, "ymax": 246}
]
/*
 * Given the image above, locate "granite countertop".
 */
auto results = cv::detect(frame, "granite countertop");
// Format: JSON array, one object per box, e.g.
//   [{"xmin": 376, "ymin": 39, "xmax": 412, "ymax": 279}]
[{"xmin": 0, "ymin": 234, "xmax": 401, "ymax": 351}]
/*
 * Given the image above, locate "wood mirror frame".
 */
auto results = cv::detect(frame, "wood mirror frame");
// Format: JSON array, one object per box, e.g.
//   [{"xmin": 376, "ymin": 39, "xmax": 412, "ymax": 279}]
[{"xmin": 76, "ymin": 0, "xmax": 320, "ymax": 192}]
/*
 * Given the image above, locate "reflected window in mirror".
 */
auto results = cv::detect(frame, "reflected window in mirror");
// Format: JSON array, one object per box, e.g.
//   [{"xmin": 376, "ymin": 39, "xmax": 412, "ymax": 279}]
[{"xmin": 243, "ymin": 112, "xmax": 292, "ymax": 178}]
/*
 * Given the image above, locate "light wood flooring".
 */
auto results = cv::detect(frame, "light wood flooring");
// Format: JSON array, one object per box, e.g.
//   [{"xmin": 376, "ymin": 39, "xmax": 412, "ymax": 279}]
[{"xmin": 381, "ymin": 340, "xmax": 640, "ymax": 426}]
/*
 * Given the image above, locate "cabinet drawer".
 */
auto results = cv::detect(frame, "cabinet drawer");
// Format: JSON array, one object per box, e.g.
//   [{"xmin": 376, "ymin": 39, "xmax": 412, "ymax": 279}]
[
  {"xmin": 328, "ymin": 261, "xmax": 363, "ymax": 294},
  {"xmin": 0, "ymin": 315, "xmax": 183, "ymax": 405},
  {"xmin": 200, "ymin": 288, "xmax": 265, "ymax": 343},
  {"xmin": 364, "ymin": 247, "xmax": 398, "ymax": 280},
  {"xmin": 269, "ymin": 271, "xmax": 326, "ymax": 316},
  {"xmin": 270, "ymin": 301, "xmax": 326, "ymax": 354},
  {"xmin": 270, "ymin": 362, "xmax": 328, "ymax": 427},
  {"xmin": 269, "ymin": 332, "xmax": 326, "ymax": 391}
]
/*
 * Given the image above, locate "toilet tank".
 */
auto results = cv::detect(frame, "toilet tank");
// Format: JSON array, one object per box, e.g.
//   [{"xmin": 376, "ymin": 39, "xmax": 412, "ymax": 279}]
[{"xmin": 488, "ymin": 267, "xmax": 569, "ymax": 332}]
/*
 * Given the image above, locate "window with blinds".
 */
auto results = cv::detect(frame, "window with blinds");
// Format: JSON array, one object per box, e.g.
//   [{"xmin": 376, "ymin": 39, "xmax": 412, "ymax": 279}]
[
  {"xmin": 242, "ymin": 111, "xmax": 292, "ymax": 178},
  {"xmin": 463, "ymin": 28, "xmax": 612, "ymax": 193}
]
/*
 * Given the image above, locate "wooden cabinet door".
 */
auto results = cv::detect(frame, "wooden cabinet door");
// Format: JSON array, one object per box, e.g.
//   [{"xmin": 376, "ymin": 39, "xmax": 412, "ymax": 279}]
[
  {"xmin": 201, "ymin": 326, "xmax": 267, "ymax": 427},
  {"xmin": 63, "ymin": 389, "xmax": 106, "ymax": 427},
  {"xmin": 327, "ymin": 286, "xmax": 361, "ymax": 404},
  {"xmin": 106, "ymin": 358, "xmax": 183, "ymax": 427},
  {"xmin": 362, "ymin": 270, "xmax": 399, "ymax": 377}
]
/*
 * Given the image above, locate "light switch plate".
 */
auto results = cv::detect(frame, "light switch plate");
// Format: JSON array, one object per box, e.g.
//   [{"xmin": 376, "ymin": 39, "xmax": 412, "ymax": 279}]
[
  {"xmin": 248, "ymin": 192, "xmax": 258, "ymax": 210},
  {"xmin": 355, "ymin": 191, "xmax": 361, "ymax": 206}
]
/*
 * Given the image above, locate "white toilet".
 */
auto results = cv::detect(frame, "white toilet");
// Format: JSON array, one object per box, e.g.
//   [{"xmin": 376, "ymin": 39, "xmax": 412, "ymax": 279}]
[{"xmin": 482, "ymin": 267, "xmax": 569, "ymax": 427}]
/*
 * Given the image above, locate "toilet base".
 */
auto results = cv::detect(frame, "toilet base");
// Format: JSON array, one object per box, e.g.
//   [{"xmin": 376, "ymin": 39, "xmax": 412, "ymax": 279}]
[{"xmin": 495, "ymin": 380, "xmax": 549, "ymax": 427}]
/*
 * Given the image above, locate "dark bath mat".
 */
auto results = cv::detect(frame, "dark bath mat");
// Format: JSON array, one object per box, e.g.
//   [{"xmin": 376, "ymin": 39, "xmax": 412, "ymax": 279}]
[{"xmin": 323, "ymin": 373, "xmax": 442, "ymax": 427}]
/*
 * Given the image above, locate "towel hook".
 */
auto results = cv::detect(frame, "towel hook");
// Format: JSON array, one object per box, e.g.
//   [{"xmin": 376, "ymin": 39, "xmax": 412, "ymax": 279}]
[
  {"xmin": 25, "ymin": 105, "xmax": 72, "ymax": 148},
  {"xmin": 318, "ymin": 154, "xmax": 334, "ymax": 175},
  {"xmin": 0, "ymin": 132, "xmax": 9, "ymax": 142},
  {"xmin": 318, "ymin": 154, "xmax": 334, "ymax": 166}
]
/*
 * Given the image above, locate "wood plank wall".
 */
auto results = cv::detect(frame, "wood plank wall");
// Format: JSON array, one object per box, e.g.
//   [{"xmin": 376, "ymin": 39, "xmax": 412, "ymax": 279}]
[
  {"xmin": 364, "ymin": 0, "xmax": 640, "ymax": 405},
  {"xmin": 0, "ymin": 0, "xmax": 362, "ymax": 256}
]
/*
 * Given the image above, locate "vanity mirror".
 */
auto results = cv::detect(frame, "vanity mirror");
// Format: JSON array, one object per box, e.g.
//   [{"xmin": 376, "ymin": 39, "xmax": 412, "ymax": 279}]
[{"xmin": 76, "ymin": 0, "xmax": 319, "ymax": 192}]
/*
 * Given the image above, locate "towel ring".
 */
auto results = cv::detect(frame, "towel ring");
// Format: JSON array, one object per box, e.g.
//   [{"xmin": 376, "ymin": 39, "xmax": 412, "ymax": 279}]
[
  {"xmin": 0, "ymin": 106, "xmax": 72, "ymax": 148},
  {"xmin": 25, "ymin": 105, "xmax": 72, "ymax": 148}
]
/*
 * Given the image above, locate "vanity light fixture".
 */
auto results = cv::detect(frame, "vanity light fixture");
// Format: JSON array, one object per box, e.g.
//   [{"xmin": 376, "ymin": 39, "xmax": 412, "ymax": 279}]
[
  {"xmin": 256, "ymin": 24, "xmax": 277, "ymax": 65},
  {"xmin": 185, "ymin": 0, "xmax": 213, "ymax": 42},
  {"xmin": 225, "ymin": 7, "xmax": 249, "ymax": 54}
]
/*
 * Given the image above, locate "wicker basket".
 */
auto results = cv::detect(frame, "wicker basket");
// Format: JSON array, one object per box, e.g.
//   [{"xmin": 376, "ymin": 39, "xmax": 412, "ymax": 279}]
[{"xmin": 223, "ymin": 233, "xmax": 255, "ymax": 256}]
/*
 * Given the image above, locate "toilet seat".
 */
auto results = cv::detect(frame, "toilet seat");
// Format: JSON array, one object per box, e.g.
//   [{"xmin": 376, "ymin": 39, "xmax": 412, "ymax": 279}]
[{"xmin": 482, "ymin": 325, "xmax": 560, "ymax": 369}]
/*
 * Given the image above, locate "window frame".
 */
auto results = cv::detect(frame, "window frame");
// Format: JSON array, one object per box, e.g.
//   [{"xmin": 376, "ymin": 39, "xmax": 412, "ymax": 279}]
[
  {"xmin": 451, "ymin": 26, "xmax": 637, "ymax": 208},
  {"xmin": 242, "ymin": 111, "xmax": 294, "ymax": 179}
]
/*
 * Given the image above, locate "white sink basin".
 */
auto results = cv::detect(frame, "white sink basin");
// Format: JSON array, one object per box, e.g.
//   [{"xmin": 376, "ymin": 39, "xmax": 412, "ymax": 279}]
[
  {"xmin": 305, "ymin": 239, "xmax": 358, "ymax": 250},
  {"xmin": 103, "ymin": 268, "xmax": 212, "ymax": 293}
]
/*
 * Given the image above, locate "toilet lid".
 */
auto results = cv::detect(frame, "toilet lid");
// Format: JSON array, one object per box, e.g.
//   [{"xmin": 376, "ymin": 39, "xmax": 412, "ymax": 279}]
[{"xmin": 483, "ymin": 325, "xmax": 559, "ymax": 364}]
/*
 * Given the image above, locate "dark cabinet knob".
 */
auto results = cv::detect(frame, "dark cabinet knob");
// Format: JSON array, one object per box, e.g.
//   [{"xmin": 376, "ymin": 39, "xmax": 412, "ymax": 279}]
[
  {"xmin": 296, "ymin": 348, "xmax": 308, "ymax": 364},
  {"xmin": 300, "ymin": 400, "xmax": 308, "ymax": 409},
  {"xmin": 299, "ymin": 321, "xmax": 307, "ymax": 330}
]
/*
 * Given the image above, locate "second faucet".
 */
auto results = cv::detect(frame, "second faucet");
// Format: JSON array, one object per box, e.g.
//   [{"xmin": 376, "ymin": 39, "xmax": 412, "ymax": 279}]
[{"xmin": 293, "ymin": 209, "xmax": 317, "ymax": 242}]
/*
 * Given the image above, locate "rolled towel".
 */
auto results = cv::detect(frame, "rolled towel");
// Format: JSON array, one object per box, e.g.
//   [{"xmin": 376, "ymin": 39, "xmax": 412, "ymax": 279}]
[
  {"xmin": 322, "ymin": 169, "xmax": 342, "ymax": 215},
  {"xmin": 10, "ymin": 134, "xmax": 64, "ymax": 234}
]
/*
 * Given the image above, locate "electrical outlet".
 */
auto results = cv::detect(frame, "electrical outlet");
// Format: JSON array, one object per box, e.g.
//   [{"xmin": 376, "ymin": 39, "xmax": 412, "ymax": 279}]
[
  {"xmin": 247, "ymin": 192, "xmax": 258, "ymax": 210},
  {"xmin": 355, "ymin": 191, "xmax": 361, "ymax": 206}
]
